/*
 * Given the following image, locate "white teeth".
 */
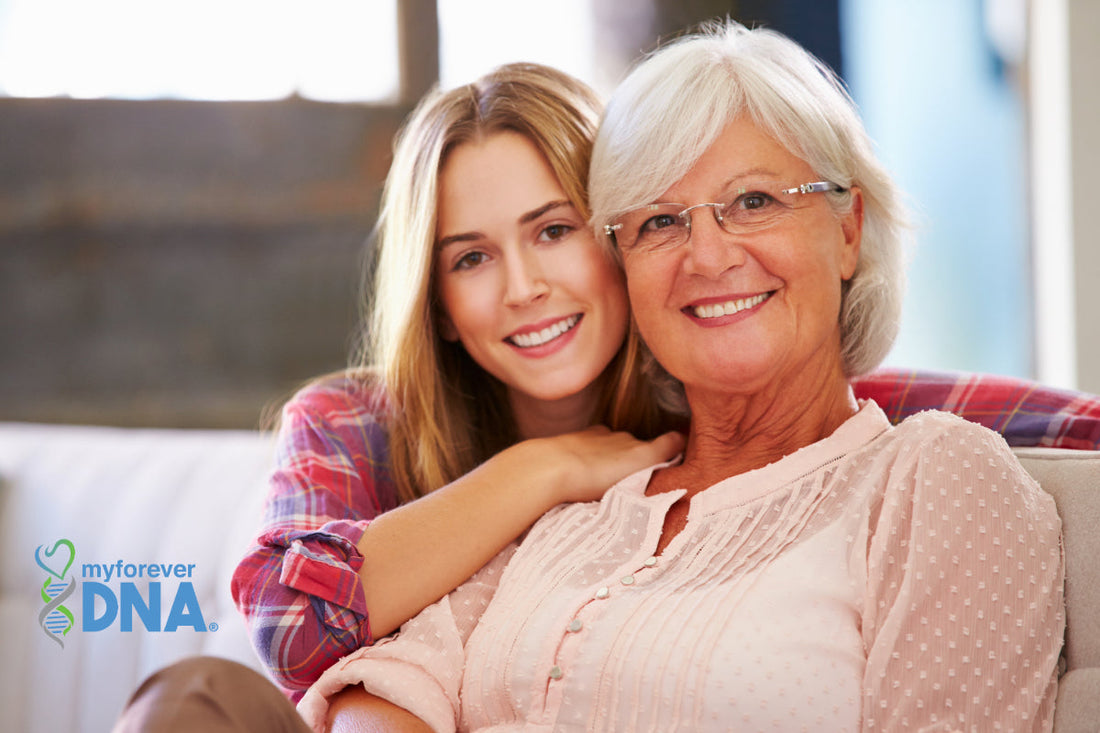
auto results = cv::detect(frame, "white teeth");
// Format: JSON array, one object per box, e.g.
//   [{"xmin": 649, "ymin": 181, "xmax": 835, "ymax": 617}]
[
  {"xmin": 510, "ymin": 314, "xmax": 580, "ymax": 348},
  {"xmin": 692, "ymin": 293, "xmax": 770, "ymax": 319}
]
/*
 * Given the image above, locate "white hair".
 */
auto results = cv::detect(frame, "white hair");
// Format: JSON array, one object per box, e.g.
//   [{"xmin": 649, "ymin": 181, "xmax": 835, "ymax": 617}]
[{"xmin": 591, "ymin": 20, "xmax": 909, "ymax": 382}]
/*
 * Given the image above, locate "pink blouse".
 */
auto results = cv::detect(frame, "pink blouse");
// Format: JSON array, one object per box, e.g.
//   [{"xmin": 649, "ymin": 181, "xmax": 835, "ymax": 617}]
[{"xmin": 298, "ymin": 401, "xmax": 1065, "ymax": 732}]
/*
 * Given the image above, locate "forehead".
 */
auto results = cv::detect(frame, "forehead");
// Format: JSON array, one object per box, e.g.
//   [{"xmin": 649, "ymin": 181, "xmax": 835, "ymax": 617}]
[
  {"xmin": 439, "ymin": 132, "xmax": 562, "ymax": 204},
  {"xmin": 437, "ymin": 131, "xmax": 568, "ymax": 232},
  {"xmin": 661, "ymin": 115, "xmax": 813, "ymax": 199}
]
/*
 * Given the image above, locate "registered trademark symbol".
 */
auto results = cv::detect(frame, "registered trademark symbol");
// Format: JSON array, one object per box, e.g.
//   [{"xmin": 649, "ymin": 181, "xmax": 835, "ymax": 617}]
[{"xmin": 208, "ymin": 622, "xmax": 219, "ymax": 632}]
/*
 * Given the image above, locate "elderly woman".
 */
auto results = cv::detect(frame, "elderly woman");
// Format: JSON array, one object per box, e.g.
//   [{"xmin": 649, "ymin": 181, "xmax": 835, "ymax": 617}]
[{"xmin": 299, "ymin": 22, "xmax": 1064, "ymax": 733}]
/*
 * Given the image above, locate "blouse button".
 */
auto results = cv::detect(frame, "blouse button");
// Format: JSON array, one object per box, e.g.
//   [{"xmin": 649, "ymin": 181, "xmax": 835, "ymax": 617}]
[
  {"xmin": 549, "ymin": 666, "xmax": 563, "ymax": 680},
  {"xmin": 644, "ymin": 556, "xmax": 658, "ymax": 567},
  {"xmin": 567, "ymin": 619, "xmax": 583, "ymax": 633},
  {"xmin": 620, "ymin": 575, "xmax": 635, "ymax": 586},
  {"xmin": 594, "ymin": 586, "xmax": 610, "ymax": 599}
]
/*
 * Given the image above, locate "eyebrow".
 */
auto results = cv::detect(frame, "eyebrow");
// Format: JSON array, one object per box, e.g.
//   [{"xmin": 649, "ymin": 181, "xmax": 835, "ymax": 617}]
[
  {"xmin": 437, "ymin": 199, "xmax": 574, "ymax": 250},
  {"xmin": 656, "ymin": 168, "xmax": 782, "ymax": 205},
  {"xmin": 520, "ymin": 199, "xmax": 572, "ymax": 224},
  {"xmin": 721, "ymin": 167, "xmax": 781, "ymax": 189}
]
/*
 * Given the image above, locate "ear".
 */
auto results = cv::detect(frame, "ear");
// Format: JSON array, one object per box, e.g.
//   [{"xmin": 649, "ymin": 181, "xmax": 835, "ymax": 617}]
[
  {"xmin": 438, "ymin": 310, "xmax": 460, "ymax": 342},
  {"xmin": 838, "ymin": 186, "xmax": 863, "ymax": 281}
]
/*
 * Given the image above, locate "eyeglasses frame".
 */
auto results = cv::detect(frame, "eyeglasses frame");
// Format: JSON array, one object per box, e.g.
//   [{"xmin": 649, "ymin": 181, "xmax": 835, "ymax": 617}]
[{"xmin": 603, "ymin": 180, "xmax": 847, "ymax": 245}]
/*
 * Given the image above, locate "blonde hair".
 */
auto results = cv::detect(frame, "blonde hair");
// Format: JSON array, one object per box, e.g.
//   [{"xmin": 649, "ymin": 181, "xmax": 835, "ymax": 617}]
[
  {"xmin": 591, "ymin": 21, "xmax": 908, "ymax": 397},
  {"xmin": 357, "ymin": 63, "xmax": 665, "ymax": 503}
]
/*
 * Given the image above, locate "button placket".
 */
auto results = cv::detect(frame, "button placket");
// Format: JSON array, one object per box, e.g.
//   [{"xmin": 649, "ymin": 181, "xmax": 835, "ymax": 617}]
[{"xmin": 550, "ymin": 556, "xmax": 661, "ymax": 684}]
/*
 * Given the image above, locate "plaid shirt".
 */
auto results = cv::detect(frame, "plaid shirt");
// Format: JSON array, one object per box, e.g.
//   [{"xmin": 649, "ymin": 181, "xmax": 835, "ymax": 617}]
[
  {"xmin": 231, "ymin": 373, "xmax": 400, "ymax": 699},
  {"xmin": 232, "ymin": 368, "xmax": 1100, "ymax": 699}
]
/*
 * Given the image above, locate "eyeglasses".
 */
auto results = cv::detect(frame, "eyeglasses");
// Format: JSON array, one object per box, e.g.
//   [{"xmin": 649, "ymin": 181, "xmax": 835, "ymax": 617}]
[{"xmin": 604, "ymin": 180, "xmax": 846, "ymax": 253}]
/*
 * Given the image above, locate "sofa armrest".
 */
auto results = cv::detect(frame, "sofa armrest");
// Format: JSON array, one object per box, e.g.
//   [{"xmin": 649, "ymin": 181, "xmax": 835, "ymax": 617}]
[{"xmin": 1014, "ymin": 447, "xmax": 1100, "ymax": 673}]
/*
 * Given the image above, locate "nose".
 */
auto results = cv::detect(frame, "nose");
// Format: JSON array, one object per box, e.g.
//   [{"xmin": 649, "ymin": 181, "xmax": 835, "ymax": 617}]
[
  {"xmin": 502, "ymin": 247, "xmax": 550, "ymax": 307},
  {"xmin": 682, "ymin": 206, "xmax": 746, "ymax": 278}
]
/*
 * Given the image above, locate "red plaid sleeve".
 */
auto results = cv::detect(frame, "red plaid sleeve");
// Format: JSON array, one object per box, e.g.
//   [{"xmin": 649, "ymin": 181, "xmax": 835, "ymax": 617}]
[
  {"xmin": 852, "ymin": 367, "xmax": 1100, "ymax": 450},
  {"xmin": 231, "ymin": 374, "xmax": 400, "ymax": 699}
]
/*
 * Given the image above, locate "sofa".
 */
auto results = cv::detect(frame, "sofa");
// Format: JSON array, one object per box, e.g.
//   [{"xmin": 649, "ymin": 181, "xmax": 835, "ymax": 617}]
[
  {"xmin": 0, "ymin": 422, "xmax": 274, "ymax": 733},
  {"xmin": 1, "ymin": 399, "xmax": 1098, "ymax": 731}
]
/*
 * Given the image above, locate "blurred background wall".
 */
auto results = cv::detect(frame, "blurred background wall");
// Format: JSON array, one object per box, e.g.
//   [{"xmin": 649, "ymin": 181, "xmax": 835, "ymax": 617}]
[{"xmin": 1, "ymin": 0, "xmax": 1096, "ymax": 429}]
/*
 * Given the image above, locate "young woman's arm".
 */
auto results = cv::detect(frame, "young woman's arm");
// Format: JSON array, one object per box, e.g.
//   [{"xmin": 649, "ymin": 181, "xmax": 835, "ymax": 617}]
[
  {"xmin": 357, "ymin": 426, "xmax": 684, "ymax": 638},
  {"xmin": 232, "ymin": 377, "xmax": 397, "ymax": 696},
  {"xmin": 233, "ymin": 376, "xmax": 683, "ymax": 695}
]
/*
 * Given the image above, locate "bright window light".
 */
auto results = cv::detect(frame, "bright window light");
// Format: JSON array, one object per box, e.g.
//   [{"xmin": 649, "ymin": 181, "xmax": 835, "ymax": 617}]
[
  {"xmin": 437, "ymin": 0, "xmax": 596, "ymax": 91},
  {"xmin": 0, "ymin": 0, "xmax": 398, "ymax": 102}
]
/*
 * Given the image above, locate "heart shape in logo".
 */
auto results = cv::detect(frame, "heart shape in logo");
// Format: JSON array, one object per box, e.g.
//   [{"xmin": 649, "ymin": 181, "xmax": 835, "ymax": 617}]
[{"xmin": 35, "ymin": 539, "xmax": 76, "ymax": 580}]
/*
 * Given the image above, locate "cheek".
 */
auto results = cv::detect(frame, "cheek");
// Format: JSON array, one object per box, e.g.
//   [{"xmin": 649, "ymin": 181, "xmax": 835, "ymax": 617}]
[
  {"xmin": 594, "ymin": 261, "xmax": 630, "ymax": 326},
  {"xmin": 623, "ymin": 261, "xmax": 668, "ymax": 338},
  {"xmin": 437, "ymin": 276, "xmax": 493, "ymax": 340},
  {"xmin": 553, "ymin": 244, "xmax": 630, "ymax": 321}
]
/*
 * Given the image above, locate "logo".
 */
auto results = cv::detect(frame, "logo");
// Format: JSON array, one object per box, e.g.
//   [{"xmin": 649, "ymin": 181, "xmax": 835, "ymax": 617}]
[
  {"xmin": 34, "ymin": 538, "xmax": 215, "ymax": 646},
  {"xmin": 36, "ymin": 539, "xmax": 77, "ymax": 648}
]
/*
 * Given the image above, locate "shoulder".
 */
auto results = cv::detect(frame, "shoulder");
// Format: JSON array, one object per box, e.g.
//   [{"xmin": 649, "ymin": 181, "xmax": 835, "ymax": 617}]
[
  {"xmin": 283, "ymin": 369, "xmax": 392, "ymax": 432},
  {"xmin": 276, "ymin": 369, "xmax": 394, "ymax": 467},
  {"xmin": 863, "ymin": 411, "xmax": 1061, "ymax": 584},
  {"xmin": 888, "ymin": 408, "xmax": 1016, "ymax": 460},
  {"xmin": 274, "ymin": 369, "xmax": 400, "ymax": 508},
  {"xmin": 879, "ymin": 409, "xmax": 1055, "ymax": 521}
]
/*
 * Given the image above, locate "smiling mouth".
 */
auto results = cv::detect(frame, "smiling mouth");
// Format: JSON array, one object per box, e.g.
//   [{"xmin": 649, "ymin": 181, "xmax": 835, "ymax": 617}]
[
  {"xmin": 690, "ymin": 292, "xmax": 772, "ymax": 319},
  {"xmin": 507, "ymin": 314, "xmax": 581, "ymax": 348}
]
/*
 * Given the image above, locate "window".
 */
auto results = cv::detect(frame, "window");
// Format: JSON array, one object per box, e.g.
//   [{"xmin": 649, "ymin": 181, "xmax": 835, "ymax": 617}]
[
  {"xmin": 842, "ymin": 0, "xmax": 1033, "ymax": 379},
  {"xmin": 0, "ymin": 0, "xmax": 399, "ymax": 102},
  {"xmin": 437, "ymin": 0, "xmax": 599, "ymax": 91}
]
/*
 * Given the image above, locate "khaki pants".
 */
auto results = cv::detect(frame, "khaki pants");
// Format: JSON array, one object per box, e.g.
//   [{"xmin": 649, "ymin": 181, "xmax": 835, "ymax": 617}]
[{"xmin": 112, "ymin": 656, "xmax": 312, "ymax": 733}]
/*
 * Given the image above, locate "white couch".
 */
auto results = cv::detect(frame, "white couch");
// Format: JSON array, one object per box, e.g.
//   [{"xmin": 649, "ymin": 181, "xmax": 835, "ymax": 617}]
[
  {"xmin": 0, "ymin": 422, "xmax": 1098, "ymax": 732},
  {"xmin": 0, "ymin": 422, "xmax": 274, "ymax": 733}
]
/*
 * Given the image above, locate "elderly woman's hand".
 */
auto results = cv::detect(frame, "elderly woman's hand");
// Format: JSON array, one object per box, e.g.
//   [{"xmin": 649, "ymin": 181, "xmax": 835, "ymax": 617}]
[{"xmin": 324, "ymin": 685, "xmax": 433, "ymax": 733}]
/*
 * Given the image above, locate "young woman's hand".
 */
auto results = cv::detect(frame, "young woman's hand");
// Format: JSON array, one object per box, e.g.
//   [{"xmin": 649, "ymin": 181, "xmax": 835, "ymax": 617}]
[
  {"xmin": 531, "ymin": 426, "xmax": 686, "ymax": 504},
  {"xmin": 355, "ymin": 426, "xmax": 682, "ymax": 638}
]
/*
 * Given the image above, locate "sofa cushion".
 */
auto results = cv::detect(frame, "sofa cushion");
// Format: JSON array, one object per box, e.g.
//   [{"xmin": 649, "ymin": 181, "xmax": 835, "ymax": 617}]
[{"xmin": 853, "ymin": 369, "xmax": 1100, "ymax": 449}]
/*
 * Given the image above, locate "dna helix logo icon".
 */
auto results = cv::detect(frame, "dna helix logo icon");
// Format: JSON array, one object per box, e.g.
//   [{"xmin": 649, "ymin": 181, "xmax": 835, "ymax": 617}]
[{"xmin": 35, "ymin": 539, "xmax": 77, "ymax": 648}]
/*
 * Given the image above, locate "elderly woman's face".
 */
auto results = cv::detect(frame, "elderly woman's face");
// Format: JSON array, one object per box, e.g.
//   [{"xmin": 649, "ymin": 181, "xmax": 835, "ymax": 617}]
[{"xmin": 621, "ymin": 115, "xmax": 862, "ymax": 397}]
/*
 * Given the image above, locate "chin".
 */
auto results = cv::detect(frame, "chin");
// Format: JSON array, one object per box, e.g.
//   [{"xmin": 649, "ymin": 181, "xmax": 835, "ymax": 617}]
[{"xmin": 528, "ymin": 375, "xmax": 598, "ymax": 403}]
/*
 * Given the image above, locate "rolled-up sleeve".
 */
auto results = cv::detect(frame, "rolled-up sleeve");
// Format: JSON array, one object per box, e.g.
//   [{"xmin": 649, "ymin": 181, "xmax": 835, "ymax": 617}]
[{"xmin": 231, "ymin": 376, "xmax": 400, "ymax": 697}]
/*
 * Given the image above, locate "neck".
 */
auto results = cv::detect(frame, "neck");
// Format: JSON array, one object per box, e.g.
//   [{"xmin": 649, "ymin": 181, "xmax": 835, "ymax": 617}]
[
  {"xmin": 673, "ymin": 362, "xmax": 857, "ymax": 493},
  {"xmin": 508, "ymin": 380, "xmax": 604, "ymax": 440}
]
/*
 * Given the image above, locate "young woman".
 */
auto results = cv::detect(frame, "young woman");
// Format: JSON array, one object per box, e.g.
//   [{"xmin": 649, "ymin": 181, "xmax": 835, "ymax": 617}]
[{"xmin": 230, "ymin": 62, "xmax": 684, "ymax": 700}]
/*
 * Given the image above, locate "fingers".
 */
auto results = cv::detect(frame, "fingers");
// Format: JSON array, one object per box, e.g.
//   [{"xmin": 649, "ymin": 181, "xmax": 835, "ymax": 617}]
[{"xmin": 651, "ymin": 431, "xmax": 687, "ymax": 459}]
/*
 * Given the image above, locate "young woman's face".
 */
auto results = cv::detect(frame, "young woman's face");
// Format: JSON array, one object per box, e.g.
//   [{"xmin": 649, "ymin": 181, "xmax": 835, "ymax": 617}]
[{"xmin": 435, "ymin": 131, "xmax": 629, "ymax": 422}]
